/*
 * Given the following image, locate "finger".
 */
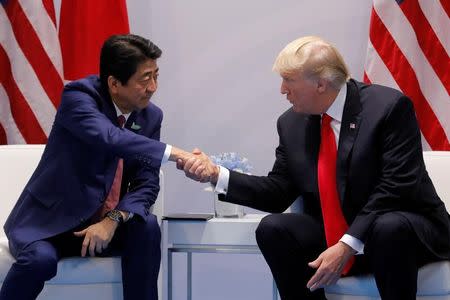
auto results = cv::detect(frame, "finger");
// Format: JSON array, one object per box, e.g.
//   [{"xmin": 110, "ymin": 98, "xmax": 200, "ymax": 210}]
[
  {"xmin": 315, "ymin": 271, "xmax": 333, "ymax": 290},
  {"xmin": 95, "ymin": 241, "xmax": 103, "ymax": 254},
  {"xmin": 307, "ymin": 271, "xmax": 324, "ymax": 291},
  {"xmin": 325, "ymin": 273, "xmax": 340, "ymax": 286},
  {"xmin": 89, "ymin": 239, "xmax": 96, "ymax": 257},
  {"xmin": 73, "ymin": 229, "xmax": 86, "ymax": 237},
  {"xmin": 194, "ymin": 166, "xmax": 206, "ymax": 178},
  {"xmin": 199, "ymin": 169, "xmax": 211, "ymax": 182},
  {"xmin": 81, "ymin": 236, "xmax": 89, "ymax": 257},
  {"xmin": 308, "ymin": 256, "xmax": 321, "ymax": 269},
  {"xmin": 190, "ymin": 160, "xmax": 204, "ymax": 174},
  {"xmin": 176, "ymin": 159, "xmax": 184, "ymax": 170},
  {"xmin": 306, "ymin": 265, "xmax": 324, "ymax": 289},
  {"xmin": 309, "ymin": 281, "xmax": 320, "ymax": 292},
  {"xmin": 183, "ymin": 157, "xmax": 196, "ymax": 172}
]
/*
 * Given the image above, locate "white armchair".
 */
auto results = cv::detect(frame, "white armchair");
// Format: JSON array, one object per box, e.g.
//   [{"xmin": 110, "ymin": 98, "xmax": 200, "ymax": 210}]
[
  {"xmin": 324, "ymin": 151, "xmax": 450, "ymax": 300},
  {"xmin": 0, "ymin": 145, "xmax": 164, "ymax": 300}
]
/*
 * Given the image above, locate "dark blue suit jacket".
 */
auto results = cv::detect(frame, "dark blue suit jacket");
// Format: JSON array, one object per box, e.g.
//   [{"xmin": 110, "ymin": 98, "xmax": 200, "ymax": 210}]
[{"xmin": 4, "ymin": 76, "xmax": 166, "ymax": 253}]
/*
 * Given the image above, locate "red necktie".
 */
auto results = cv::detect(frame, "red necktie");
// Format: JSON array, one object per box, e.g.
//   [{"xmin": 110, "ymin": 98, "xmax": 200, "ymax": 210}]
[
  {"xmin": 96, "ymin": 115, "xmax": 126, "ymax": 219},
  {"xmin": 318, "ymin": 114, "xmax": 354, "ymax": 275}
]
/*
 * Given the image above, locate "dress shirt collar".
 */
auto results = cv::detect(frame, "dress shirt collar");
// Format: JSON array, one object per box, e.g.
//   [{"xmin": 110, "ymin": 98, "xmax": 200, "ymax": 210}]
[
  {"xmin": 111, "ymin": 100, "xmax": 131, "ymax": 122},
  {"xmin": 324, "ymin": 83, "xmax": 347, "ymax": 122}
]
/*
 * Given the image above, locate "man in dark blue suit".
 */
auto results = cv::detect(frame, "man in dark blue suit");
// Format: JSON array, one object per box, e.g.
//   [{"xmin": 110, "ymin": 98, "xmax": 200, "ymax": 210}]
[
  {"xmin": 182, "ymin": 36, "xmax": 450, "ymax": 299},
  {"xmin": 0, "ymin": 34, "xmax": 201, "ymax": 300}
]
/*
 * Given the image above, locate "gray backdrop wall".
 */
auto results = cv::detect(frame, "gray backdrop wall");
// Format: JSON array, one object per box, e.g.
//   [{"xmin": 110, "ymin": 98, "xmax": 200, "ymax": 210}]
[{"xmin": 127, "ymin": 0, "xmax": 373, "ymax": 215}]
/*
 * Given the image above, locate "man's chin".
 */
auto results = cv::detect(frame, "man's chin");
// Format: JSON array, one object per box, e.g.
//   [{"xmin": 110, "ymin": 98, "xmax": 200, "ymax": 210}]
[
  {"xmin": 292, "ymin": 106, "xmax": 303, "ymax": 113},
  {"xmin": 138, "ymin": 99, "xmax": 151, "ymax": 111}
]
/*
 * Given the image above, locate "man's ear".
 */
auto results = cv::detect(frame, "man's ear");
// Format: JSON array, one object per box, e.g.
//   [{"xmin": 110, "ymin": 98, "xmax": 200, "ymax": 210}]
[
  {"xmin": 107, "ymin": 75, "xmax": 120, "ymax": 94},
  {"xmin": 316, "ymin": 78, "xmax": 327, "ymax": 94}
]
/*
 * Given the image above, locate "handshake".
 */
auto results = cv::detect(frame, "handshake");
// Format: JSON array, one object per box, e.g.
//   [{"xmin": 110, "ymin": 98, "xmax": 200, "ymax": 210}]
[{"xmin": 170, "ymin": 146, "xmax": 220, "ymax": 184}]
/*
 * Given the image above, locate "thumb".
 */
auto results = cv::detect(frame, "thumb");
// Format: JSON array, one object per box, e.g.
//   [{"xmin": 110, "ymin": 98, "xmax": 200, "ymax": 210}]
[
  {"xmin": 192, "ymin": 148, "xmax": 202, "ymax": 155},
  {"xmin": 176, "ymin": 158, "xmax": 184, "ymax": 170},
  {"xmin": 308, "ymin": 256, "xmax": 322, "ymax": 269},
  {"xmin": 73, "ymin": 229, "xmax": 87, "ymax": 237}
]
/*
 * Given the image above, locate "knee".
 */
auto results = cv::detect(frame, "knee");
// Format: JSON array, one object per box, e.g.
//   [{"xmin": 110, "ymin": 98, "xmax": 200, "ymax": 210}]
[
  {"xmin": 367, "ymin": 213, "xmax": 413, "ymax": 248},
  {"xmin": 21, "ymin": 249, "xmax": 58, "ymax": 280},
  {"xmin": 256, "ymin": 214, "xmax": 283, "ymax": 247},
  {"xmin": 130, "ymin": 214, "xmax": 161, "ymax": 245}
]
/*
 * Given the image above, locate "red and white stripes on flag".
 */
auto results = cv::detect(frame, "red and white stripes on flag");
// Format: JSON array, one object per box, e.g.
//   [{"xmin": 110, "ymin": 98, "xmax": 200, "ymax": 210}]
[
  {"xmin": 0, "ymin": 0, "xmax": 63, "ymax": 144},
  {"xmin": 364, "ymin": 0, "xmax": 450, "ymax": 150},
  {"xmin": 0, "ymin": 0, "xmax": 129, "ymax": 145}
]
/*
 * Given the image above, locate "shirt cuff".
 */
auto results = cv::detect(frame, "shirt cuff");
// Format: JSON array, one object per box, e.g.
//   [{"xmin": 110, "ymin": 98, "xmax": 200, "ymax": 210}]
[
  {"xmin": 340, "ymin": 234, "xmax": 364, "ymax": 254},
  {"xmin": 125, "ymin": 212, "xmax": 134, "ymax": 222},
  {"xmin": 162, "ymin": 145, "xmax": 172, "ymax": 164},
  {"xmin": 213, "ymin": 166, "xmax": 230, "ymax": 194}
]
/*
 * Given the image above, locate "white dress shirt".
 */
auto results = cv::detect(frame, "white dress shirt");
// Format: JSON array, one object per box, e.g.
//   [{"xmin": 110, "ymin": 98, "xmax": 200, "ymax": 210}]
[{"xmin": 214, "ymin": 84, "xmax": 364, "ymax": 254}]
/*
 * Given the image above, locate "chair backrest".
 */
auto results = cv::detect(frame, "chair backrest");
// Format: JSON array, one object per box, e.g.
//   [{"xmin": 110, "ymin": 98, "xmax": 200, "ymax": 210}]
[
  {"xmin": 423, "ymin": 151, "xmax": 450, "ymax": 213},
  {"xmin": 0, "ymin": 144, "xmax": 164, "ymax": 237},
  {"xmin": 0, "ymin": 145, "xmax": 44, "ymax": 236}
]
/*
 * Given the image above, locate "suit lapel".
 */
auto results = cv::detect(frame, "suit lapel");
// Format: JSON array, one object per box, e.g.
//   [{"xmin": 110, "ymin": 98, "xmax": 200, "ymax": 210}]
[
  {"xmin": 125, "ymin": 112, "xmax": 138, "ymax": 130},
  {"xmin": 337, "ymin": 80, "xmax": 362, "ymax": 204}
]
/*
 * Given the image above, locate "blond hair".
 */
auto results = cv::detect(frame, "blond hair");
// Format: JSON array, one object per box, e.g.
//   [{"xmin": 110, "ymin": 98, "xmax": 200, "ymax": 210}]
[{"xmin": 273, "ymin": 36, "xmax": 350, "ymax": 90}]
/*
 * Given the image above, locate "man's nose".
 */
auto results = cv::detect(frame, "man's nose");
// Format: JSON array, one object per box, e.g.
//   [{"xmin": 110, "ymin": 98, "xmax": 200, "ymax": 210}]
[
  {"xmin": 147, "ymin": 78, "xmax": 157, "ymax": 93},
  {"xmin": 280, "ymin": 81, "xmax": 288, "ymax": 94}
]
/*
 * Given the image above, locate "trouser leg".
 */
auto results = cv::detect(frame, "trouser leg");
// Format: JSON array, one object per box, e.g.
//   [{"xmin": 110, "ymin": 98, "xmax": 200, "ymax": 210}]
[
  {"xmin": 365, "ymin": 212, "xmax": 433, "ymax": 300},
  {"xmin": 255, "ymin": 213, "xmax": 327, "ymax": 300},
  {"xmin": 0, "ymin": 240, "xmax": 59, "ymax": 300},
  {"xmin": 110, "ymin": 214, "xmax": 161, "ymax": 300}
]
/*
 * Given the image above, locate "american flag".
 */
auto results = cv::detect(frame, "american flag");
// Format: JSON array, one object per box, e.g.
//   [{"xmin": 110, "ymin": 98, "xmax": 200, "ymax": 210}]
[
  {"xmin": 0, "ymin": 0, "xmax": 63, "ymax": 144},
  {"xmin": 364, "ymin": 0, "xmax": 450, "ymax": 150},
  {"xmin": 0, "ymin": 0, "xmax": 129, "ymax": 145}
]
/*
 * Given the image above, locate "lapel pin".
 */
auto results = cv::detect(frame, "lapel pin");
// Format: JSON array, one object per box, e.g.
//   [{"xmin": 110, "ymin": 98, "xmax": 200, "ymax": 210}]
[
  {"xmin": 131, "ymin": 122, "xmax": 141, "ymax": 130},
  {"xmin": 349, "ymin": 123, "xmax": 356, "ymax": 129}
]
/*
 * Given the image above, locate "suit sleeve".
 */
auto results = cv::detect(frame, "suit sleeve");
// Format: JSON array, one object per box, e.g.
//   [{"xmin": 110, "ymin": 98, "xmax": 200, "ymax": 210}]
[
  {"xmin": 347, "ymin": 96, "xmax": 424, "ymax": 240},
  {"xmin": 56, "ymin": 88, "xmax": 166, "ymax": 169},
  {"xmin": 224, "ymin": 118, "xmax": 299, "ymax": 213},
  {"xmin": 116, "ymin": 112, "xmax": 162, "ymax": 219}
]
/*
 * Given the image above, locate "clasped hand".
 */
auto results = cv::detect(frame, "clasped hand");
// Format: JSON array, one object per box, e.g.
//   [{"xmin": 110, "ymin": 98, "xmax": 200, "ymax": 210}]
[{"xmin": 176, "ymin": 148, "xmax": 219, "ymax": 184}]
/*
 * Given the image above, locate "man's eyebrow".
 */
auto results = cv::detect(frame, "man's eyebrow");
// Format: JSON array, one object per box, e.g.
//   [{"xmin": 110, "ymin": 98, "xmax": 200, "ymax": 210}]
[{"xmin": 143, "ymin": 68, "xmax": 159, "ymax": 76}]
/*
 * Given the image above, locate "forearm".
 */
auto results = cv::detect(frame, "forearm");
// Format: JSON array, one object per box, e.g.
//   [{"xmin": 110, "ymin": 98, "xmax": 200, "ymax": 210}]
[
  {"xmin": 168, "ymin": 146, "xmax": 192, "ymax": 162},
  {"xmin": 225, "ymin": 171, "xmax": 298, "ymax": 213}
]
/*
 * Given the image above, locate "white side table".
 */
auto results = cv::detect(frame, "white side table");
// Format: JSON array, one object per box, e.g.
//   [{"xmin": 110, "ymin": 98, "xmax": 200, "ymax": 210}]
[{"xmin": 161, "ymin": 214, "xmax": 278, "ymax": 300}]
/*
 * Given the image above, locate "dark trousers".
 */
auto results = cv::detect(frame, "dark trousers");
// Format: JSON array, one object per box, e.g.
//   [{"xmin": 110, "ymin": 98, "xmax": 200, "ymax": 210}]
[
  {"xmin": 0, "ymin": 214, "xmax": 161, "ymax": 300},
  {"xmin": 255, "ymin": 212, "xmax": 437, "ymax": 300}
]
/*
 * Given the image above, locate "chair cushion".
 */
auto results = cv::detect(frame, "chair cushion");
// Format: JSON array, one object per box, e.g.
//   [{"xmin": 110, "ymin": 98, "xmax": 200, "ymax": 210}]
[
  {"xmin": 325, "ymin": 261, "xmax": 450, "ymax": 296},
  {"xmin": 0, "ymin": 238, "xmax": 122, "ymax": 284}
]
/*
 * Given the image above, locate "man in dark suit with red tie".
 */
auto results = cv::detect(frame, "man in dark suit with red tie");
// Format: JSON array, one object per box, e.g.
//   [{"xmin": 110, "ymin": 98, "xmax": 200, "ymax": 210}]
[
  {"xmin": 0, "ymin": 34, "xmax": 205, "ymax": 300},
  {"xmin": 181, "ymin": 36, "xmax": 450, "ymax": 299}
]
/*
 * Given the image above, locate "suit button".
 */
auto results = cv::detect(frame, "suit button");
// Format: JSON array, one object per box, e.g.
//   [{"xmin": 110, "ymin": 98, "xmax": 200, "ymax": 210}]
[{"xmin": 80, "ymin": 218, "xmax": 85, "ymax": 223}]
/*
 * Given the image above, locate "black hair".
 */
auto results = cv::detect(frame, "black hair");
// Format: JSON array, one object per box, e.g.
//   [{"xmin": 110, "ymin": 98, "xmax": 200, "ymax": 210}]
[{"xmin": 99, "ymin": 34, "xmax": 162, "ymax": 87}]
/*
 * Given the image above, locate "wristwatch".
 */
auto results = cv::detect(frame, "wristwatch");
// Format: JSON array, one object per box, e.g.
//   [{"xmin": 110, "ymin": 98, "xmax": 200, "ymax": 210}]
[{"xmin": 106, "ymin": 209, "xmax": 124, "ymax": 224}]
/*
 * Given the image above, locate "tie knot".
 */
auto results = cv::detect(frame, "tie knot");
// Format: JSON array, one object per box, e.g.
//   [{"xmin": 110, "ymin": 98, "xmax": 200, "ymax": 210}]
[
  {"xmin": 322, "ymin": 114, "xmax": 332, "ymax": 127},
  {"xmin": 117, "ymin": 115, "xmax": 126, "ymax": 128}
]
